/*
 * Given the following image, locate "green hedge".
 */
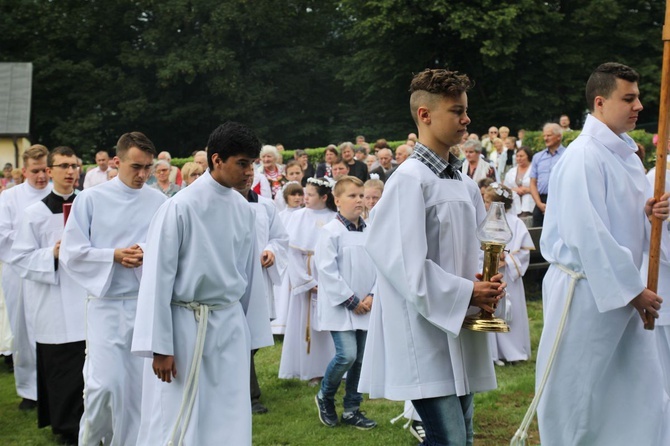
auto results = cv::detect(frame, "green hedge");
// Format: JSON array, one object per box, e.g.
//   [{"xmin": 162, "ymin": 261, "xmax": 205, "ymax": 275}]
[
  {"xmin": 173, "ymin": 141, "xmax": 407, "ymax": 169},
  {"xmin": 521, "ymin": 129, "xmax": 656, "ymax": 169},
  {"xmin": 172, "ymin": 130, "xmax": 657, "ymax": 170}
]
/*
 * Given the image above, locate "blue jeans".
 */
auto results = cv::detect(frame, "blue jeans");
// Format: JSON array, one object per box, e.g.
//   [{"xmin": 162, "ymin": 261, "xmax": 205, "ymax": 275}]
[
  {"xmin": 319, "ymin": 330, "xmax": 367, "ymax": 411},
  {"xmin": 412, "ymin": 394, "xmax": 474, "ymax": 446}
]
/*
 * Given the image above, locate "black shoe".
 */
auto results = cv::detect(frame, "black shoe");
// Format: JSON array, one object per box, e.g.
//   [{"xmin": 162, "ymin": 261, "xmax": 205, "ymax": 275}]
[
  {"xmin": 3, "ymin": 354, "xmax": 13, "ymax": 373},
  {"xmin": 18, "ymin": 398, "xmax": 37, "ymax": 411},
  {"xmin": 409, "ymin": 420, "xmax": 426, "ymax": 443},
  {"xmin": 341, "ymin": 409, "xmax": 377, "ymax": 430},
  {"xmin": 315, "ymin": 394, "xmax": 338, "ymax": 427},
  {"xmin": 56, "ymin": 433, "xmax": 78, "ymax": 445},
  {"xmin": 251, "ymin": 401, "xmax": 268, "ymax": 414}
]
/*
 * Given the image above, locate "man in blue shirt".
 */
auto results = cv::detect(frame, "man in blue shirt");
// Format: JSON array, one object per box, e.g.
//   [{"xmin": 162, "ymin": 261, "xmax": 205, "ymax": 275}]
[{"xmin": 530, "ymin": 123, "xmax": 565, "ymax": 227}]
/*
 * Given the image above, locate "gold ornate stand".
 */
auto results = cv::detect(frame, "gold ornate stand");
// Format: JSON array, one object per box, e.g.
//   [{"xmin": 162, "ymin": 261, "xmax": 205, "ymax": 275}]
[{"xmin": 463, "ymin": 242, "xmax": 510, "ymax": 333}]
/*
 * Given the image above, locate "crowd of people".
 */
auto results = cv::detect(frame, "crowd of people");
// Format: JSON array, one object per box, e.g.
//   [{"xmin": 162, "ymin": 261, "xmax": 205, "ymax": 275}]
[{"xmin": 0, "ymin": 63, "xmax": 669, "ymax": 446}]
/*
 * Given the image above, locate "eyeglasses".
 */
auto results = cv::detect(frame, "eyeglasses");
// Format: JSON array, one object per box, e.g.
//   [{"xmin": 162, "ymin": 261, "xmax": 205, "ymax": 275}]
[
  {"xmin": 50, "ymin": 163, "xmax": 79, "ymax": 170},
  {"xmin": 190, "ymin": 172, "xmax": 201, "ymax": 178}
]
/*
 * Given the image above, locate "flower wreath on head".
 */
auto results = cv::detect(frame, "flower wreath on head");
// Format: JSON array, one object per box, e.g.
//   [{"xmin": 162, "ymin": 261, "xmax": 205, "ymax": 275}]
[
  {"xmin": 281, "ymin": 180, "xmax": 301, "ymax": 191},
  {"xmin": 307, "ymin": 177, "xmax": 335, "ymax": 189},
  {"xmin": 490, "ymin": 182, "xmax": 512, "ymax": 199}
]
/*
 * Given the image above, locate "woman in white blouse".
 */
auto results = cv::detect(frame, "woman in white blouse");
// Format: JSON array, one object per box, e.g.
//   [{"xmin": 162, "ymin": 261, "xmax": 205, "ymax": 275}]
[{"xmin": 503, "ymin": 146, "xmax": 534, "ymax": 217}]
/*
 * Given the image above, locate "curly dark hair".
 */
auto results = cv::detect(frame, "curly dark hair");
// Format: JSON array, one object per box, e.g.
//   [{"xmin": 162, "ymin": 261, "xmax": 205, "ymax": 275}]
[
  {"xmin": 409, "ymin": 69, "xmax": 473, "ymax": 125},
  {"xmin": 409, "ymin": 68, "xmax": 473, "ymax": 97}
]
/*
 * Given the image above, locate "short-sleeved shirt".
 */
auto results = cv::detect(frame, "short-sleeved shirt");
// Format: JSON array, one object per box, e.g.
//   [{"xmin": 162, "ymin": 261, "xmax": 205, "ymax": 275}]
[{"xmin": 530, "ymin": 145, "xmax": 566, "ymax": 194}]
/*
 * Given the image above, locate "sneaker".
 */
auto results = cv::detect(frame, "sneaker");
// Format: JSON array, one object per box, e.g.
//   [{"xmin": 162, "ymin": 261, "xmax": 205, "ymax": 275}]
[
  {"xmin": 251, "ymin": 401, "xmax": 268, "ymax": 414},
  {"xmin": 409, "ymin": 420, "xmax": 426, "ymax": 443},
  {"xmin": 341, "ymin": 409, "xmax": 377, "ymax": 430},
  {"xmin": 494, "ymin": 359, "xmax": 505, "ymax": 367},
  {"xmin": 315, "ymin": 394, "xmax": 338, "ymax": 427}
]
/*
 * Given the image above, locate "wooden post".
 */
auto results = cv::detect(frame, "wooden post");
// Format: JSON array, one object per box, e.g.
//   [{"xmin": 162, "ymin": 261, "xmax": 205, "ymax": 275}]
[{"xmin": 645, "ymin": 1, "xmax": 670, "ymax": 330}]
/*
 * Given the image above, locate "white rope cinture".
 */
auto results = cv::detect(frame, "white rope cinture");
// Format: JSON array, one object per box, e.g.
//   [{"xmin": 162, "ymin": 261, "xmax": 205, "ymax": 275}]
[{"xmin": 510, "ymin": 264, "xmax": 585, "ymax": 446}]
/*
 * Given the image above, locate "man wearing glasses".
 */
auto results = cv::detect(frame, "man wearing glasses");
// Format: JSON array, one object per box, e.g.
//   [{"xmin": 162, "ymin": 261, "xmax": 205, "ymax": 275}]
[
  {"xmin": 0, "ymin": 144, "xmax": 52, "ymax": 411},
  {"xmin": 11, "ymin": 146, "xmax": 87, "ymax": 444}
]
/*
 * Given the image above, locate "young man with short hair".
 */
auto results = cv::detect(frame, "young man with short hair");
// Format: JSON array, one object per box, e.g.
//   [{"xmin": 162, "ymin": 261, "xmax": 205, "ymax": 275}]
[
  {"xmin": 11, "ymin": 146, "xmax": 87, "ymax": 444},
  {"xmin": 0, "ymin": 144, "xmax": 52, "ymax": 410},
  {"xmin": 61, "ymin": 132, "xmax": 166, "ymax": 446},
  {"xmin": 131, "ymin": 122, "xmax": 273, "ymax": 445},
  {"xmin": 360, "ymin": 68, "xmax": 505, "ymax": 446},
  {"xmin": 536, "ymin": 62, "xmax": 670, "ymax": 445}
]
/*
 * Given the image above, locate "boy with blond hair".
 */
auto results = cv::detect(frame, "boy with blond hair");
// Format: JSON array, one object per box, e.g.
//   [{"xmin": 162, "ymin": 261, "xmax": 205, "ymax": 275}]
[{"xmin": 314, "ymin": 175, "xmax": 376, "ymax": 429}]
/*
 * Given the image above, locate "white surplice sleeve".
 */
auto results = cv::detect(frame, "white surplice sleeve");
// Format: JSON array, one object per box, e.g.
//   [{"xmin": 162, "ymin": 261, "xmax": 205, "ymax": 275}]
[
  {"xmin": 60, "ymin": 192, "xmax": 115, "ymax": 297},
  {"xmin": 263, "ymin": 201, "xmax": 288, "ymax": 287},
  {"xmin": 241, "ymin": 221, "xmax": 274, "ymax": 350},
  {"xmin": 316, "ymin": 227, "xmax": 354, "ymax": 306},
  {"xmin": 10, "ymin": 208, "xmax": 58, "ymax": 285},
  {"xmin": 132, "ymin": 201, "xmax": 179, "ymax": 358},
  {"xmin": 366, "ymin": 173, "xmax": 474, "ymax": 337}
]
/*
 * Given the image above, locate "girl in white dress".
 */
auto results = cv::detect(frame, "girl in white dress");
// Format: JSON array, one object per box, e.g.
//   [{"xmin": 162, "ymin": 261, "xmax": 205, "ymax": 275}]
[
  {"xmin": 274, "ymin": 161, "xmax": 304, "ymax": 211},
  {"xmin": 271, "ymin": 182, "xmax": 304, "ymax": 335},
  {"xmin": 363, "ymin": 178, "xmax": 384, "ymax": 221},
  {"xmin": 483, "ymin": 183, "xmax": 534, "ymax": 364},
  {"xmin": 279, "ymin": 178, "xmax": 337, "ymax": 383}
]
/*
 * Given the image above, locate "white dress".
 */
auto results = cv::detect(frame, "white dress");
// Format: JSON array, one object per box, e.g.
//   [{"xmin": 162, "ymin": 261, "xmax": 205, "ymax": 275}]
[
  {"xmin": 537, "ymin": 114, "xmax": 670, "ymax": 445},
  {"xmin": 315, "ymin": 219, "xmax": 375, "ymax": 332},
  {"xmin": 360, "ymin": 158, "xmax": 496, "ymax": 401},
  {"xmin": 503, "ymin": 164, "xmax": 535, "ymax": 215},
  {"xmin": 60, "ymin": 177, "xmax": 166, "ymax": 446},
  {"xmin": 131, "ymin": 171, "xmax": 273, "ymax": 446},
  {"xmin": 278, "ymin": 207, "xmax": 336, "ymax": 380},
  {"xmin": 271, "ymin": 207, "xmax": 300, "ymax": 335},
  {"xmin": 0, "ymin": 181, "xmax": 51, "ymax": 400},
  {"xmin": 489, "ymin": 211, "xmax": 534, "ymax": 362}
]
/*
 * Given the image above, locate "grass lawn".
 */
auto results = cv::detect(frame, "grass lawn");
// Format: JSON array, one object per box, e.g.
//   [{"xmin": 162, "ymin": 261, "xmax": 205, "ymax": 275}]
[{"xmin": 0, "ymin": 277, "xmax": 545, "ymax": 445}]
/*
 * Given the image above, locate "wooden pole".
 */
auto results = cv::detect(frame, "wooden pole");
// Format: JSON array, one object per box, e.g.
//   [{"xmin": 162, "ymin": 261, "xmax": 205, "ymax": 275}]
[{"xmin": 645, "ymin": 1, "xmax": 670, "ymax": 330}]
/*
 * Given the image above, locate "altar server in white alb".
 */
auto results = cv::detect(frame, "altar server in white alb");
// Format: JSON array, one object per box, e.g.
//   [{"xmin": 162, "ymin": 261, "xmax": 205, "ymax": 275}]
[
  {"xmin": 314, "ymin": 176, "xmax": 377, "ymax": 430},
  {"xmin": 60, "ymin": 132, "xmax": 166, "ymax": 446},
  {"xmin": 234, "ymin": 173, "xmax": 288, "ymax": 414},
  {"xmin": 131, "ymin": 122, "xmax": 273, "ymax": 446},
  {"xmin": 360, "ymin": 68, "xmax": 505, "ymax": 446},
  {"xmin": 10, "ymin": 146, "xmax": 86, "ymax": 444},
  {"xmin": 642, "ymin": 162, "xmax": 670, "ymax": 394},
  {"xmin": 0, "ymin": 144, "xmax": 51, "ymax": 410},
  {"xmin": 481, "ymin": 183, "xmax": 534, "ymax": 364},
  {"xmin": 537, "ymin": 62, "xmax": 670, "ymax": 446}
]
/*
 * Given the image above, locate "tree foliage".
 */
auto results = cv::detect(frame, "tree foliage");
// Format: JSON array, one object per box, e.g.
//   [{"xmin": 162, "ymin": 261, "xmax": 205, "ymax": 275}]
[{"xmin": 0, "ymin": 0, "xmax": 664, "ymax": 161}]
